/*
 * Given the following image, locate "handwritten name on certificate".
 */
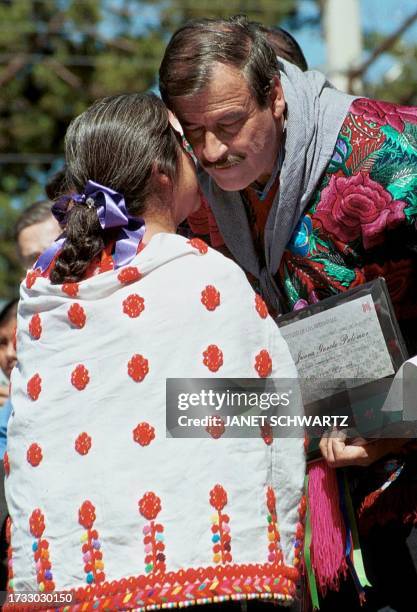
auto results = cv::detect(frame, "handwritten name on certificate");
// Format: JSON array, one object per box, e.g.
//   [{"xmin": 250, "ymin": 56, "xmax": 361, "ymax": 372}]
[{"xmin": 279, "ymin": 296, "xmax": 395, "ymax": 381}]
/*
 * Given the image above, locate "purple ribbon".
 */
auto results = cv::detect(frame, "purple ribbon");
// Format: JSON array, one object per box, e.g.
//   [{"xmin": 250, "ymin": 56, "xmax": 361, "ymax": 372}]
[{"xmin": 35, "ymin": 180, "xmax": 146, "ymax": 273}]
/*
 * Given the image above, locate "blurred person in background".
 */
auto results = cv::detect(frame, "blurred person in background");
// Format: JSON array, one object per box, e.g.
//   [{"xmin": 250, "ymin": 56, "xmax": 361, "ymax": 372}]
[
  {"xmin": 15, "ymin": 200, "xmax": 61, "ymax": 271},
  {"xmin": 0, "ymin": 201, "xmax": 62, "ymax": 446},
  {"xmin": 0, "ymin": 199, "xmax": 62, "ymax": 589},
  {"xmin": 0, "ymin": 299, "xmax": 17, "ymax": 432},
  {"xmin": 0, "ymin": 298, "xmax": 17, "ymax": 589}
]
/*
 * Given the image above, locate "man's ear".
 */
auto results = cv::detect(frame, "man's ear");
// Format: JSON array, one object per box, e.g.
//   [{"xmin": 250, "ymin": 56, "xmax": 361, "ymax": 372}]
[{"xmin": 269, "ymin": 75, "xmax": 285, "ymax": 120}]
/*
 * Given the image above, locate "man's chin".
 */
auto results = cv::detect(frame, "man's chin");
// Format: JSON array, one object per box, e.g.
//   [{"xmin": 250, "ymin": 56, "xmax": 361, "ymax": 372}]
[{"xmin": 206, "ymin": 167, "xmax": 252, "ymax": 191}]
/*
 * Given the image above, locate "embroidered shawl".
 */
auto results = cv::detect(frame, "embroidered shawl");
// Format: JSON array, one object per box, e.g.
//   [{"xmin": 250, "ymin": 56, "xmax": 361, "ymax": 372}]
[{"xmin": 6, "ymin": 234, "xmax": 305, "ymax": 610}]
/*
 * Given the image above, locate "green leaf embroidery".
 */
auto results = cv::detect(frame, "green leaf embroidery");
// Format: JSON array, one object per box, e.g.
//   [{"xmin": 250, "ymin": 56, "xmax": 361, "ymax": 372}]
[
  {"xmin": 381, "ymin": 125, "xmax": 417, "ymax": 158},
  {"xmin": 404, "ymin": 192, "xmax": 417, "ymax": 221},
  {"xmin": 387, "ymin": 171, "xmax": 417, "ymax": 201},
  {"xmin": 311, "ymin": 258, "xmax": 355, "ymax": 287}
]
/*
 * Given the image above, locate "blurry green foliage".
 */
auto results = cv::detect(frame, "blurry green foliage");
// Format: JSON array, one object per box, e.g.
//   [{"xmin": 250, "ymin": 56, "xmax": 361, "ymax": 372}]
[{"xmin": 0, "ymin": 0, "xmax": 297, "ymax": 298}]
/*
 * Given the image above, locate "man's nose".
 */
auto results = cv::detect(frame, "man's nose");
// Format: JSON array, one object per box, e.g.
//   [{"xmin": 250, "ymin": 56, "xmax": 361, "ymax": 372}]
[{"xmin": 202, "ymin": 131, "xmax": 228, "ymax": 163}]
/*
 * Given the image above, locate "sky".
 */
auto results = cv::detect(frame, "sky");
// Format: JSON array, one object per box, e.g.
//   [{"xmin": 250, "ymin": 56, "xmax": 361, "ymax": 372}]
[{"xmin": 294, "ymin": 0, "xmax": 417, "ymax": 80}]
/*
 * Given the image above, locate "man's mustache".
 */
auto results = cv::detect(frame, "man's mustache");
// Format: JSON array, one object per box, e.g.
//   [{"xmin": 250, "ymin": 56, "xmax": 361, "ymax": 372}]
[{"xmin": 201, "ymin": 154, "xmax": 246, "ymax": 169}]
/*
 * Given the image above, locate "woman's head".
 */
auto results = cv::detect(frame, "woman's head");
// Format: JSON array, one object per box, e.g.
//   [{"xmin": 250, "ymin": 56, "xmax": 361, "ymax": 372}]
[{"xmin": 50, "ymin": 93, "xmax": 199, "ymax": 284}]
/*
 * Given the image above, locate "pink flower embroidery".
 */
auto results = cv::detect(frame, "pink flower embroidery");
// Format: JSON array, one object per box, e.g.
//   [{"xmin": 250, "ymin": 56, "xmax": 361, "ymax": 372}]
[
  {"xmin": 316, "ymin": 174, "xmax": 406, "ymax": 249},
  {"xmin": 351, "ymin": 98, "xmax": 417, "ymax": 133}
]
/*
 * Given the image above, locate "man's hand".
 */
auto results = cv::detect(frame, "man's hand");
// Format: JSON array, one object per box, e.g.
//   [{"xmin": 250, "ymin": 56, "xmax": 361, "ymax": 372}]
[
  {"xmin": 319, "ymin": 429, "xmax": 373, "ymax": 467},
  {"xmin": 320, "ymin": 429, "xmax": 408, "ymax": 468},
  {"xmin": 0, "ymin": 385, "xmax": 9, "ymax": 407}
]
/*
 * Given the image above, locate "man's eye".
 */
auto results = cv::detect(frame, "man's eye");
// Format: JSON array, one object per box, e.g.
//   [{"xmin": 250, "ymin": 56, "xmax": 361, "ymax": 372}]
[{"xmin": 218, "ymin": 119, "xmax": 242, "ymax": 132}]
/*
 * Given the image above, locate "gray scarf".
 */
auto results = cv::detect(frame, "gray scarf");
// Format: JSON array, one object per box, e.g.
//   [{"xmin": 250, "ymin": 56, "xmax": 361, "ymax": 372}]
[{"xmin": 198, "ymin": 59, "xmax": 357, "ymax": 313}]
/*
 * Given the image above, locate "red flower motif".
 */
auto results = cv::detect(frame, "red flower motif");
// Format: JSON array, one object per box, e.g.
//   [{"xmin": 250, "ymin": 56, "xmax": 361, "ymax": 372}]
[
  {"xmin": 206, "ymin": 416, "xmax": 226, "ymax": 439},
  {"xmin": 71, "ymin": 365, "xmax": 90, "ymax": 390},
  {"xmin": 78, "ymin": 500, "xmax": 96, "ymax": 530},
  {"xmin": 201, "ymin": 286, "xmax": 221, "ymax": 311},
  {"xmin": 3, "ymin": 452, "xmax": 10, "ymax": 476},
  {"xmin": 29, "ymin": 509, "xmax": 45, "ymax": 538},
  {"xmin": 27, "ymin": 374, "xmax": 42, "ymax": 401},
  {"xmin": 351, "ymin": 98, "xmax": 417, "ymax": 133},
  {"xmin": 29, "ymin": 314, "xmax": 42, "ymax": 340},
  {"xmin": 75, "ymin": 432, "xmax": 92, "ymax": 455},
  {"xmin": 255, "ymin": 294, "xmax": 268, "ymax": 319},
  {"xmin": 118, "ymin": 266, "xmax": 142, "ymax": 284},
  {"xmin": 133, "ymin": 422, "xmax": 155, "ymax": 446},
  {"xmin": 203, "ymin": 345, "xmax": 223, "ymax": 372},
  {"xmin": 99, "ymin": 252, "xmax": 114, "ymax": 273},
  {"xmin": 26, "ymin": 269, "xmax": 41, "ymax": 289},
  {"xmin": 27, "ymin": 443, "xmax": 43, "ymax": 467},
  {"xmin": 68, "ymin": 304, "xmax": 86, "ymax": 329},
  {"xmin": 128, "ymin": 354, "xmax": 149, "ymax": 382},
  {"xmin": 209, "ymin": 484, "xmax": 228, "ymax": 511},
  {"xmin": 315, "ymin": 174, "xmax": 406, "ymax": 249},
  {"xmin": 138, "ymin": 492, "xmax": 161, "ymax": 521},
  {"xmin": 188, "ymin": 238, "xmax": 208, "ymax": 254},
  {"xmin": 260, "ymin": 422, "xmax": 273, "ymax": 445},
  {"xmin": 62, "ymin": 283, "xmax": 79, "ymax": 297},
  {"xmin": 123, "ymin": 294, "xmax": 145, "ymax": 318},
  {"xmin": 298, "ymin": 495, "xmax": 307, "ymax": 520},
  {"xmin": 254, "ymin": 350, "xmax": 272, "ymax": 378},
  {"xmin": 266, "ymin": 486, "xmax": 277, "ymax": 515}
]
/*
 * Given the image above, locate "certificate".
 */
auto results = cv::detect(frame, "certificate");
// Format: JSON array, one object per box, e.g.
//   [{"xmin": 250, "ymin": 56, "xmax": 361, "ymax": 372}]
[
  {"xmin": 277, "ymin": 279, "xmax": 410, "ymax": 446},
  {"xmin": 279, "ymin": 295, "xmax": 395, "ymax": 381}
]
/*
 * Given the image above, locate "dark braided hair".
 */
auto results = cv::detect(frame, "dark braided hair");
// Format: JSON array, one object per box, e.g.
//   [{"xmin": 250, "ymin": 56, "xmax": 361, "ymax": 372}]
[{"xmin": 50, "ymin": 93, "xmax": 181, "ymax": 285}]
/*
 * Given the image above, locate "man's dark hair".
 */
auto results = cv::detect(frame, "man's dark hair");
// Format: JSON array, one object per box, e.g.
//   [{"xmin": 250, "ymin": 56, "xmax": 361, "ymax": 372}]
[
  {"xmin": 159, "ymin": 15, "xmax": 279, "ymax": 109},
  {"xmin": 258, "ymin": 25, "xmax": 308, "ymax": 72},
  {"xmin": 0, "ymin": 299, "xmax": 18, "ymax": 327},
  {"xmin": 14, "ymin": 200, "xmax": 54, "ymax": 242}
]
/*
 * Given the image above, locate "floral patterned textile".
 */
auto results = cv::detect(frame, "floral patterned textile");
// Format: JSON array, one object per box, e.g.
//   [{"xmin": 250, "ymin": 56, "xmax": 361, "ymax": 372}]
[
  {"xmin": 6, "ymin": 234, "xmax": 305, "ymax": 610},
  {"xmin": 278, "ymin": 98, "xmax": 417, "ymax": 353}
]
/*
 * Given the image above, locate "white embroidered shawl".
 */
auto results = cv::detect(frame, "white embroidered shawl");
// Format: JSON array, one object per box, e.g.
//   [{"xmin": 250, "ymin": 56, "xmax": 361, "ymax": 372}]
[{"xmin": 6, "ymin": 234, "xmax": 305, "ymax": 609}]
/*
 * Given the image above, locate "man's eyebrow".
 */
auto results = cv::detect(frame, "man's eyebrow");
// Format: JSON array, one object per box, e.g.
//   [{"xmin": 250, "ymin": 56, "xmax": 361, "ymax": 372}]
[{"xmin": 217, "ymin": 111, "xmax": 245, "ymax": 122}]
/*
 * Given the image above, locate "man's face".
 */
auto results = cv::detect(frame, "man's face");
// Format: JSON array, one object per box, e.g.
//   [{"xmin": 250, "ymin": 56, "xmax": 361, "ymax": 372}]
[
  {"xmin": 18, "ymin": 215, "xmax": 61, "ymax": 269},
  {"xmin": 0, "ymin": 317, "xmax": 17, "ymax": 380},
  {"xmin": 172, "ymin": 63, "xmax": 285, "ymax": 191}
]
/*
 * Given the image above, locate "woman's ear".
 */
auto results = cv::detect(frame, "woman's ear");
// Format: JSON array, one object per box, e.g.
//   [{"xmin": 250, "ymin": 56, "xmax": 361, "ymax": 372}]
[{"xmin": 151, "ymin": 163, "xmax": 173, "ymax": 199}]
